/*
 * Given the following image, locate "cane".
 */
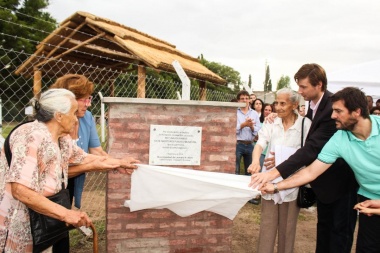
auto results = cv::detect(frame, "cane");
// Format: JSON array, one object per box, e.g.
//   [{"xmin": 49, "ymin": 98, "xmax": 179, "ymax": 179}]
[{"xmin": 90, "ymin": 224, "xmax": 98, "ymax": 253}]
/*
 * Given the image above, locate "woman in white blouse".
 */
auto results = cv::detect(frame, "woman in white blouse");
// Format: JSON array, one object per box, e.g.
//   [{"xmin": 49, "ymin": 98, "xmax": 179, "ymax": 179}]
[{"xmin": 248, "ymin": 88, "xmax": 312, "ymax": 253}]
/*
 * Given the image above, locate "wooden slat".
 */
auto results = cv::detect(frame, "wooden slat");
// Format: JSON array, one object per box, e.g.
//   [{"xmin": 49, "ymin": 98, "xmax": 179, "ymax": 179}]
[
  {"xmin": 45, "ymin": 22, "xmax": 87, "ymax": 59},
  {"xmin": 35, "ymin": 32, "xmax": 106, "ymax": 68}
]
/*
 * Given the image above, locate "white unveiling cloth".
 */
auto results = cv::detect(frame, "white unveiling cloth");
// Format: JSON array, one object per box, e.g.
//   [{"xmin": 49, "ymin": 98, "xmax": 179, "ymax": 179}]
[{"xmin": 124, "ymin": 164, "xmax": 261, "ymax": 220}]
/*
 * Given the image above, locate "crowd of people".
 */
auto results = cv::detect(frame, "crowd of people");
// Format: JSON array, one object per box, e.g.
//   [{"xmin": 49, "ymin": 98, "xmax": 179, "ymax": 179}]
[
  {"xmin": 1, "ymin": 63, "xmax": 380, "ymax": 253},
  {"xmin": 236, "ymin": 63, "xmax": 380, "ymax": 253}
]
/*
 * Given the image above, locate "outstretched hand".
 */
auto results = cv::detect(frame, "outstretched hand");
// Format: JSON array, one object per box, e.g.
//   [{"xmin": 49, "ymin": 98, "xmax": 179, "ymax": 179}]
[
  {"xmin": 116, "ymin": 157, "xmax": 140, "ymax": 174},
  {"xmin": 259, "ymin": 182, "xmax": 275, "ymax": 194},
  {"xmin": 354, "ymin": 199, "xmax": 380, "ymax": 216},
  {"xmin": 263, "ymin": 152, "xmax": 276, "ymax": 170},
  {"xmin": 247, "ymin": 162, "xmax": 261, "ymax": 175},
  {"xmin": 249, "ymin": 169, "xmax": 279, "ymax": 189}
]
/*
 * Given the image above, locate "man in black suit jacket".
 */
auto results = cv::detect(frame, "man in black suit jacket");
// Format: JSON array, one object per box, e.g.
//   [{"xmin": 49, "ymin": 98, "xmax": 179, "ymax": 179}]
[{"xmin": 249, "ymin": 63, "xmax": 358, "ymax": 253}]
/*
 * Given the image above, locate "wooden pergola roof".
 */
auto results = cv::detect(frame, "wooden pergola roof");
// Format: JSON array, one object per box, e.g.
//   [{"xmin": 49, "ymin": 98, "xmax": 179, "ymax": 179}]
[{"xmin": 15, "ymin": 11, "xmax": 226, "ymax": 85}]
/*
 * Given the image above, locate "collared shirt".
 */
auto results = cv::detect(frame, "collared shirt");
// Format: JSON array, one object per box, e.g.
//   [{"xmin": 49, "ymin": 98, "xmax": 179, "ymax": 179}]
[
  {"xmin": 309, "ymin": 92, "xmax": 324, "ymax": 119},
  {"xmin": 236, "ymin": 108, "xmax": 261, "ymax": 142},
  {"xmin": 257, "ymin": 116, "xmax": 312, "ymax": 202},
  {"xmin": 73, "ymin": 110, "xmax": 101, "ymax": 208},
  {"xmin": 0, "ymin": 120, "xmax": 86, "ymax": 252},
  {"xmin": 318, "ymin": 115, "xmax": 380, "ymax": 199}
]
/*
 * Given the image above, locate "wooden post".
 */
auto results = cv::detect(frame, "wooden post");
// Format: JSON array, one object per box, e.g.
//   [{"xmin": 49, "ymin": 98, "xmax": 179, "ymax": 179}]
[
  {"xmin": 199, "ymin": 80, "xmax": 206, "ymax": 101},
  {"xmin": 137, "ymin": 65, "xmax": 146, "ymax": 98},
  {"xmin": 33, "ymin": 68, "xmax": 42, "ymax": 98}
]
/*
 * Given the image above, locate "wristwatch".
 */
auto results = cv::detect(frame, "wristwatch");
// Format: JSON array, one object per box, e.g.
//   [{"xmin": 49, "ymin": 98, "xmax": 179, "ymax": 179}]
[{"xmin": 273, "ymin": 183, "xmax": 279, "ymax": 193}]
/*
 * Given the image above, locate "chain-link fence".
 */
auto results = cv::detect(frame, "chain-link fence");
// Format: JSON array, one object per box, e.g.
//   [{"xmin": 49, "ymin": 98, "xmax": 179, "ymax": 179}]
[{"xmin": 0, "ymin": 45, "xmax": 239, "ymax": 247}]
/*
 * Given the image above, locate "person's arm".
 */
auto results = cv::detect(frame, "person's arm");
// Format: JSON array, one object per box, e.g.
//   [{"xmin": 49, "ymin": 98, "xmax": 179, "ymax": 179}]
[
  {"xmin": 248, "ymin": 123, "xmax": 270, "ymax": 174},
  {"xmin": 89, "ymin": 146, "xmax": 108, "ymax": 156},
  {"xmin": 259, "ymin": 159, "xmax": 332, "ymax": 193},
  {"xmin": 248, "ymin": 144, "xmax": 263, "ymax": 174},
  {"xmin": 354, "ymin": 200, "xmax": 380, "ymax": 216},
  {"xmin": 11, "ymin": 183, "xmax": 92, "ymax": 227},
  {"xmin": 250, "ymin": 108, "xmax": 336, "ymax": 187},
  {"xmin": 68, "ymin": 154, "xmax": 139, "ymax": 178}
]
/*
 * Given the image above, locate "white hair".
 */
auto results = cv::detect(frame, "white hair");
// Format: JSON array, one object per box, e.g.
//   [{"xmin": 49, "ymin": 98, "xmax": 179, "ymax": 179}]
[
  {"xmin": 30, "ymin": 88, "xmax": 75, "ymax": 122},
  {"xmin": 276, "ymin": 88, "xmax": 300, "ymax": 104}
]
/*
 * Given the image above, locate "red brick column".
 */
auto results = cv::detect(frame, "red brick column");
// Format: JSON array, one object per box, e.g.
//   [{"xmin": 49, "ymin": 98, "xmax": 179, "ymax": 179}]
[{"xmin": 105, "ymin": 98, "xmax": 241, "ymax": 252}]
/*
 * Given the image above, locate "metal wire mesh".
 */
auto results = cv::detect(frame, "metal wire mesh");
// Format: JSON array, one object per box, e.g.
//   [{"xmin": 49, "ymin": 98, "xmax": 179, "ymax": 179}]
[{"xmin": 0, "ymin": 46, "xmax": 238, "ymax": 247}]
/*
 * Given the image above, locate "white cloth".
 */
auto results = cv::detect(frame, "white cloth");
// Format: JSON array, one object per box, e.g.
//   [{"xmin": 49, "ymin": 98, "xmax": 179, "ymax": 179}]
[
  {"xmin": 256, "ymin": 116, "xmax": 312, "ymax": 204},
  {"xmin": 124, "ymin": 164, "xmax": 261, "ymax": 220}
]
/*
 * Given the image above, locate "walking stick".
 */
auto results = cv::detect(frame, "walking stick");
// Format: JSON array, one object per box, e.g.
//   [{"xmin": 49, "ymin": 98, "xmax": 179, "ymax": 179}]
[{"xmin": 90, "ymin": 224, "xmax": 98, "ymax": 253}]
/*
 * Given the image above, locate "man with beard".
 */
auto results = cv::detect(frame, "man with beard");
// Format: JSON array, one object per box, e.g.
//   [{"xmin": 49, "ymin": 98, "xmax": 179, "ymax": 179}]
[
  {"xmin": 250, "ymin": 63, "xmax": 358, "ymax": 253},
  {"xmin": 260, "ymin": 87, "xmax": 380, "ymax": 253}
]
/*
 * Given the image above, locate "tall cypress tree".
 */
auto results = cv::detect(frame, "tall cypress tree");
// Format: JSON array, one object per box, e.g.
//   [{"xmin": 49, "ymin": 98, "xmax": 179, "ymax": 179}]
[{"xmin": 264, "ymin": 65, "xmax": 271, "ymax": 92}]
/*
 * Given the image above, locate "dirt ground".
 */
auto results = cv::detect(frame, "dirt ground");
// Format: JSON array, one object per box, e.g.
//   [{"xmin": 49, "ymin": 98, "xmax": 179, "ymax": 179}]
[
  {"xmin": 233, "ymin": 203, "xmax": 318, "ymax": 253},
  {"xmin": 72, "ymin": 201, "xmax": 358, "ymax": 253},
  {"xmin": 233, "ymin": 203, "xmax": 358, "ymax": 253}
]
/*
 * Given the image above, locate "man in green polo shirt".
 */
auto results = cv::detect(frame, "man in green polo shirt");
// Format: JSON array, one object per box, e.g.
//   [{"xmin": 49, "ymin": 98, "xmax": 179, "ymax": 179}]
[{"xmin": 259, "ymin": 87, "xmax": 380, "ymax": 253}]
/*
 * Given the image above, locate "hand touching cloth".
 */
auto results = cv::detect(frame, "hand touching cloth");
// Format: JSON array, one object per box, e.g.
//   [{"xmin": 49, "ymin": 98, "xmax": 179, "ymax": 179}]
[{"xmin": 264, "ymin": 145, "xmax": 299, "ymax": 204}]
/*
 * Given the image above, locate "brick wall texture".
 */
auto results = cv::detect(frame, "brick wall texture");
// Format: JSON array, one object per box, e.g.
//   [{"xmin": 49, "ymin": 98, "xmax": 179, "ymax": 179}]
[{"xmin": 106, "ymin": 101, "xmax": 238, "ymax": 252}]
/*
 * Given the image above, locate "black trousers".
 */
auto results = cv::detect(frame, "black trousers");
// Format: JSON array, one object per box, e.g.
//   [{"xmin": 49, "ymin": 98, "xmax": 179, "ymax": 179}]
[
  {"xmin": 52, "ymin": 233, "xmax": 70, "ymax": 253},
  {"xmin": 356, "ymin": 195, "xmax": 380, "ymax": 253},
  {"xmin": 315, "ymin": 188, "xmax": 358, "ymax": 253},
  {"xmin": 52, "ymin": 177, "xmax": 75, "ymax": 253}
]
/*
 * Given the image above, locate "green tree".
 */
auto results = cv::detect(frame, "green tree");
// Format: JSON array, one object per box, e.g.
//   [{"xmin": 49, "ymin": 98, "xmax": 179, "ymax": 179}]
[
  {"xmin": 263, "ymin": 65, "xmax": 272, "ymax": 92},
  {"xmin": 276, "ymin": 75, "xmax": 291, "ymax": 90},
  {"xmin": 0, "ymin": 0, "xmax": 57, "ymax": 121},
  {"xmin": 0, "ymin": 0, "xmax": 57, "ymax": 61},
  {"xmin": 199, "ymin": 55, "xmax": 241, "ymax": 88},
  {"xmin": 248, "ymin": 74, "xmax": 252, "ymax": 87}
]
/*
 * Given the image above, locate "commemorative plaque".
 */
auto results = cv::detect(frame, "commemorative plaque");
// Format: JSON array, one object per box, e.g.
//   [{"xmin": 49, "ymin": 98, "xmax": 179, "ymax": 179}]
[{"xmin": 149, "ymin": 125, "xmax": 202, "ymax": 165}]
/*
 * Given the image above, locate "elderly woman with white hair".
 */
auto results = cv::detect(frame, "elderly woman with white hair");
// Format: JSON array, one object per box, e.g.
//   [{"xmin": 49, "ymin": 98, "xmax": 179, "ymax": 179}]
[
  {"xmin": 0, "ymin": 89, "xmax": 138, "ymax": 253},
  {"xmin": 248, "ymin": 88, "xmax": 312, "ymax": 253}
]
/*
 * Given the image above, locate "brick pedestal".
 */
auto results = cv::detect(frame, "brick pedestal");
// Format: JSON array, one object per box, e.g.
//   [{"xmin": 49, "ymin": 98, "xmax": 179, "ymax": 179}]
[{"xmin": 104, "ymin": 98, "xmax": 242, "ymax": 252}]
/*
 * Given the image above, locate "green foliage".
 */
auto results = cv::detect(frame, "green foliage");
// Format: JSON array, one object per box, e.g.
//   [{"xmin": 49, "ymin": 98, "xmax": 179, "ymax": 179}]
[
  {"xmin": 199, "ymin": 55, "xmax": 241, "ymax": 85},
  {"xmin": 248, "ymin": 74, "xmax": 252, "ymax": 86},
  {"xmin": 1, "ymin": 0, "xmax": 57, "ymax": 123},
  {"xmin": 263, "ymin": 65, "xmax": 272, "ymax": 92},
  {"xmin": 0, "ymin": 0, "xmax": 57, "ymax": 64},
  {"xmin": 276, "ymin": 75, "xmax": 291, "ymax": 90}
]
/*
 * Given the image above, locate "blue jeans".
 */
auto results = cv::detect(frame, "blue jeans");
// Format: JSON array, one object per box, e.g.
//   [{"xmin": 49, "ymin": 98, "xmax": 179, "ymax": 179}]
[{"xmin": 235, "ymin": 142, "xmax": 253, "ymax": 175}]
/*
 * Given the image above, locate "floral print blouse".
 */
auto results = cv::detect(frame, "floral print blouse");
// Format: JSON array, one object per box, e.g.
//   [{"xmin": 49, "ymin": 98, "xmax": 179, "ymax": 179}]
[{"xmin": 0, "ymin": 121, "xmax": 87, "ymax": 252}]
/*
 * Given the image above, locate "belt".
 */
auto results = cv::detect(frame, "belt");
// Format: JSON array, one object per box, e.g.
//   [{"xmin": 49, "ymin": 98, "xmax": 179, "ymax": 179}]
[{"xmin": 237, "ymin": 140, "xmax": 253, "ymax": 145}]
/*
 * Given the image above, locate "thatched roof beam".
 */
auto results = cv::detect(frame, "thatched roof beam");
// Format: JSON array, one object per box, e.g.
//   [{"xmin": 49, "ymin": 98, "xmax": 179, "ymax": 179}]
[
  {"xmin": 68, "ymin": 38, "xmax": 142, "ymax": 62},
  {"xmin": 35, "ymin": 32, "xmax": 106, "ymax": 69},
  {"xmin": 15, "ymin": 21, "xmax": 77, "ymax": 75},
  {"xmin": 45, "ymin": 22, "xmax": 87, "ymax": 59}
]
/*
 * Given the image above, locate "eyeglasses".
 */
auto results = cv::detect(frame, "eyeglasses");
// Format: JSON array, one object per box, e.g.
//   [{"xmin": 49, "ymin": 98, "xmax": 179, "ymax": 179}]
[{"xmin": 77, "ymin": 96, "xmax": 93, "ymax": 106}]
